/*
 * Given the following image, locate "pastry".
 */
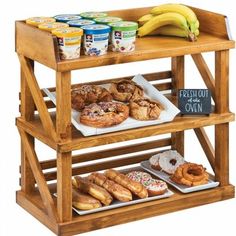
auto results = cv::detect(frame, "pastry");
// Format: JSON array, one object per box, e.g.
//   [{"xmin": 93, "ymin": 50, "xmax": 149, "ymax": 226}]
[
  {"xmin": 73, "ymin": 176, "xmax": 113, "ymax": 206},
  {"xmin": 88, "ymin": 172, "xmax": 132, "ymax": 202},
  {"xmin": 170, "ymin": 163, "xmax": 209, "ymax": 186},
  {"xmin": 72, "ymin": 187, "xmax": 102, "ymax": 210},
  {"xmin": 109, "ymin": 80, "xmax": 144, "ymax": 102},
  {"xmin": 129, "ymin": 98, "xmax": 164, "ymax": 120},
  {"xmin": 126, "ymin": 171, "xmax": 168, "ymax": 196},
  {"xmin": 105, "ymin": 169, "xmax": 148, "ymax": 198},
  {"xmin": 141, "ymin": 178, "xmax": 168, "ymax": 196},
  {"xmin": 126, "ymin": 171, "xmax": 152, "ymax": 183},
  {"xmin": 149, "ymin": 150, "xmax": 185, "ymax": 174},
  {"xmin": 80, "ymin": 102, "xmax": 129, "ymax": 128},
  {"xmin": 71, "ymin": 84, "xmax": 112, "ymax": 111}
]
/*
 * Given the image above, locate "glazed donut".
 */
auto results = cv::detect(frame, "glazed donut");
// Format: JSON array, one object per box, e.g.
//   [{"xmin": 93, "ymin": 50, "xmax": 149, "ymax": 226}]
[
  {"xmin": 171, "ymin": 163, "xmax": 209, "ymax": 187},
  {"xmin": 71, "ymin": 84, "xmax": 112, "ymax": 111},
  {"xmin": 109, "ymin": 80, "xmax": 144, "ymax": 102},
  {"xmin": 149, "ymin": 150, "xmax": 185, "ymax": 174},
  {"xmin": 129, "ymin": 98, "xmax": 164, "ymax": 120},
  {"xmin": 80, "ymin": 102, "xmax": 129, "ymax": 128}
]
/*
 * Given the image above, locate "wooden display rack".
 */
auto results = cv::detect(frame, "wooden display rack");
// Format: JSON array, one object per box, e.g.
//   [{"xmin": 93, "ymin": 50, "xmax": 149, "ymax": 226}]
[{"xmin": 15, "ymin": 6, "xmax": 235, "ymax": 236}]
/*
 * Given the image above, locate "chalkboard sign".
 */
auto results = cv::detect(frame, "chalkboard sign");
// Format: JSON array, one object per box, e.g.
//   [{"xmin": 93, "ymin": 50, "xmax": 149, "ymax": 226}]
[{"xmin": 178, "ymin": 89, "xmax": 211, "ymax": 115}]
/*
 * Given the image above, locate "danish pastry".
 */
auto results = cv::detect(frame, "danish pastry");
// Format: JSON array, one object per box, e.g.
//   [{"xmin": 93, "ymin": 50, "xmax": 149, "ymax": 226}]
[
  {"xmin": 71, "ymin": 84, "xmax": 112, "ymax": 111},
  {"xmin": 129, "ymin": 98, "xmax": 164, "ymax": 120},
  {"xmin": 171, "ymin": 163, "xmax": 209, "ymax": 187},
  {"xmin": 109, "ymin": 80, "xmax": 144, "ymax": 102},
  {"xmin": 80, "ymin": 102, "xmax": 129, "ymax": 128}
]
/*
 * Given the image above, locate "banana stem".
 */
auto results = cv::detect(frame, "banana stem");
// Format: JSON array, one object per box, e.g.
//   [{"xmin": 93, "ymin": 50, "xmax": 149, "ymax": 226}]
[{"xmin": 188, "ymin": 32, "xmax": 197, "ymax": 42}]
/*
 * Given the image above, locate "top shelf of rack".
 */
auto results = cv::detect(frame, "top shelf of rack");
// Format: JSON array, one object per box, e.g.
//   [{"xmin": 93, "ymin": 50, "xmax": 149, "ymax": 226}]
[{"xmin": 15, "ymin": 6, "xmax": 235, "ymax": 72}]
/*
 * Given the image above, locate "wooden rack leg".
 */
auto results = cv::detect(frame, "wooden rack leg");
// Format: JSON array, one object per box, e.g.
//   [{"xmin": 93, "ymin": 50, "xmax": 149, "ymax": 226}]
[
  {"xmin": 215, "ymin": 50, "xmax": 229, "ymax": 186},
  {"xmin": 20, "ymin": 59, "xmax": 35, "ymax": 194},
  {"xmin": 56, "ymin": 71, "xmax": 72, "ymax": 222},
  {"xmin": 171, "ymin": 56, "xmax": 185, "ymax": 156}
]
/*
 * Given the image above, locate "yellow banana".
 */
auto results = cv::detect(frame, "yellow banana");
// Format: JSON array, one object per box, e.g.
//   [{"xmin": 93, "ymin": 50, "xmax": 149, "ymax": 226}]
[
  {"xmin": 150, "ymin": 4, "xmax": 199, "ymax": 33},
  {"xmin": 149, "ymin": 26, "xmax": 199, "ymax": 41},
  {"xmin": 138, "ymin": 12, "xmax": 193, "ymax": 38},
  {"xmin": 138, "ymin": 14, "xmax": 154, "ymax": 26}
]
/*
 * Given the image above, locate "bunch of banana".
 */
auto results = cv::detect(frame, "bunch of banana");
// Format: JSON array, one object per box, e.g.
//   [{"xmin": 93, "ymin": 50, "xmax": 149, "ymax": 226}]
[{"xmin": 137, "ymin": 3, "xmax": 200, "ymax": 41}]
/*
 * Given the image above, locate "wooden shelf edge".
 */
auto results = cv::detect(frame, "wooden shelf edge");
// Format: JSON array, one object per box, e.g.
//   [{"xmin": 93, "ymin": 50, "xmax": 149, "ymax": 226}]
[{"xmin": 16, "ymin": 185, "xmax": 235, "ymax": 236}]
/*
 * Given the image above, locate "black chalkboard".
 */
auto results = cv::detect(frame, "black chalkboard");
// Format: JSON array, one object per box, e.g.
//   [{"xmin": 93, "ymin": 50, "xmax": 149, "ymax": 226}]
[{"xmin": 178, "ymin": 89, "xmax": 211, "ymax": 115}]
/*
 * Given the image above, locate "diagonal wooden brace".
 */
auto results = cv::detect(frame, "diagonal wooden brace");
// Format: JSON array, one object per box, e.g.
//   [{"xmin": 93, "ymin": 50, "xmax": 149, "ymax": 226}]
[
  {"xmin": 191, "ymin": 54, "xmax": 216, "ymax": 102},
  {"xmin": 18, "ymin": 127, "xmax": 59, "ymax": 222},
  {"xmin": 194, "ymin": 127, "xmax": 215, "ymax": 172},
  {"xmin": 18, "ymin": 54, "xmax": 57, "ymax": 141}
]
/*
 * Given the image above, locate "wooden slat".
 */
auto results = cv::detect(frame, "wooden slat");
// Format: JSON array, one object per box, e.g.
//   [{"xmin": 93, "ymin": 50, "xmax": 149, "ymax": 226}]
[
  {"xmin": 215, "ymin": 50, "xmax": 229, "ymax": 113},
  {"xmin": 191, "ymin": 54, "xmax": 216, "ymax": 101},
  {"xmin": 190, "ymin": 6, "xmax": 231, "ymax": 39},
  {"xmin": 18, "ymin": 55, "xmax": 57, "ymax": 141},
  {"xmin": 171, "ymin": 56, "xmax": 185, "ymax": 157},
  {"xmin": 215, "ymin": 50, "xmax": 229, "ymax": 186},
  {"xmin": 57, "ymin": 152, "xmax": 72, "ymax": 222},
  {"xmin": 15, "ymin": 21, "xmax": 58, "ymax": 69},
  {"xmin": 40, "ymin": 138, "xmax": 171, "ymax": 170},
  {"xmin": 44, "ymin": 149, "xmax": 169, "ymax": 181},
  {"xmin": 56, "ymin": 71, "xmax": 72, "ymax": 140},
  {"xmin": 18, "ymin": 128, "xmax": 58, "ymax": 222},
  {"xmin": 194, "ymin": 128, "xmax": 215, "ymax": 171},
  {"xmin": 20, "ymin": 59, "xmax": 35, "ymax": 193}
]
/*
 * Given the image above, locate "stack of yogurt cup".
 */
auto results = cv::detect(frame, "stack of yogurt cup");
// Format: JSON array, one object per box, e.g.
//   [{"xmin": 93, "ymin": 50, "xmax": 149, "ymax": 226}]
[{"xmin": 26, "ymin": 12, "xmax": 139, "ymax": 59}]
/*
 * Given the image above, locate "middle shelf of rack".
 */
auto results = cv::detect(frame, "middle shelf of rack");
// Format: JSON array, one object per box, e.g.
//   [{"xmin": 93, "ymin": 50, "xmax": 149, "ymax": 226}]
[{"xmin": 16, "ymin": 106, "xmax": 235, "ymax": 152}]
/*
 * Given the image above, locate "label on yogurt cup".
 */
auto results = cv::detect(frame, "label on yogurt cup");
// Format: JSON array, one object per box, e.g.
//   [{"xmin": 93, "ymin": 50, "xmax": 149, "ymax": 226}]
[
  {"xmin": 109, "ymin": 21, "xmax": 138, "ymax": 52},
  {"xmin": 80, "ymin": 12, "xmax": 107, "ymax": 19},
  {"xmin": 54, "ymin": 14, "xmax": 82, "ymax": 23},
  {"xmin": 81, "ymin": 24, "xmax": 110, "ymax": 56}
]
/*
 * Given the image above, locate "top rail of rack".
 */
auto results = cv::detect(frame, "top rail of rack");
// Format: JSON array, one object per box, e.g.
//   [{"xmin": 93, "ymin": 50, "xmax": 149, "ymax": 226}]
[{"xmin": 15, "ymin": 6, "xmax": 235, "ymax": 72}]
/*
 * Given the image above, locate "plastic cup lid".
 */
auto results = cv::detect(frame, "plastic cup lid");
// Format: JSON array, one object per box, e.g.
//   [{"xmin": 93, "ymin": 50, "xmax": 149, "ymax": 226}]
[
  {"xmin": 52, "ymin": 27, "xmax": 83, "ymax": 37},
  {"xmin": 109, "ymin": 21, "xmax": 138, "ymax": 31},
  {"xmin": 80, "ymin": 12, "xmax": 107, "ymax": 19},
  {"xmin": 94, "ymin": 16, "xmax": 122, "ymax": 24},
  {"xmin": 81, "ymin": 24, "xmax": 111, "ymax": 34},
  {"xmin": 26, "ymin": 17, "xmax": 56, "ymax": 26},
  {"xmin": 54, "ymin": 14, "xmax": 82, "ymax": 22},
  {"xmin": 38, "ymin": 22, "xmax": 69, "ymax": 32},
  {"xmin": 68, "ymin": 19, "xmax": 95, "ymax": 27}
]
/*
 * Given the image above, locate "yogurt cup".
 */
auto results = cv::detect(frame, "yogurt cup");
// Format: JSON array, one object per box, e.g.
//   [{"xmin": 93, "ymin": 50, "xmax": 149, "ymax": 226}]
[
  {"xmin": 94, "ymin": 16, "xmax": 122, "ymax": 25},
  {"xmin": 26, "ymin": 17, "xmax": 55, "ymax": 26},
  {"xmin": 52, "ymin": 27, "xmax": 83, "ymax": 60},
  {"xmin": 81, "ymin": 24, "xmax": 111, "ymax": 56},
  {"xmin": 54, "ymin": 14, "xmax": 82, "ymax": 23},
  {"xmin": 38, "ymin": 22, "xmax": 69, "ymax": 32},
  {"xmin": 80, "ymin": 12, "xmax": 107, "ymax": 20},
  {"xmin": 68, "ymin": 19, "xmax": 95, "ymax": 27},
  {"xmin": 109, "ymin": 21, "xmax": 138, "ymax": 52}
]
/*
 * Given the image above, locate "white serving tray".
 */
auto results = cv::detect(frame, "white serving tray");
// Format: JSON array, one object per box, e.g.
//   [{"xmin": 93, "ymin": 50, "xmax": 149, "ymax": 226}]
[
  {"xmin": 43, "ymin": 74, "xmax": 180, "ymax": 136},
  {"xmin": 140, "ymin": 160, "xmax": 219, "ymax": 194},
  {"xmin": 54, "ymin": 166, "xmax": 174, "ymax": 215}
]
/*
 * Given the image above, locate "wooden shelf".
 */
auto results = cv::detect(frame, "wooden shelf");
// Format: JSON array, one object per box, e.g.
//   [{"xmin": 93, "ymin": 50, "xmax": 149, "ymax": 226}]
[
  {"xmin": 16, "ymin": 183, "xmax": 235, "ymax": 235},
  {"xmin": 15, "ymin": 6, "xmax": 235, "ymax": 72},
  {"xmin": 16, "ymin": 111, "xmax": 235, "ymax": 152}
]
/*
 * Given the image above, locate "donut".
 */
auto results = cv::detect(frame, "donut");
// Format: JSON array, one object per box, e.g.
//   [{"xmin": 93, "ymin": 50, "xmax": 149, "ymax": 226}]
[
  {"xmin": 130, "ymin": 98, "xmax": 164, "ymax": 120},
  {"xmin": 71, "ymin": 84, "xmax": 112, "ymax": 111},
  {"xmin": 149, "ymin": 150, "xmax": 185, "ymax": 174},
  {"xmin": 80, "ymin": 102, "xmax": 129, "ymax": 128},
  {"xmin": 141, "ymin": 178, "xmax": 168, "ymax": 196},
  {"xmin": 170, "ymin": 163, "xmax": 209, "ymax": 187},
  {"xmin": 109, "ymin": 80, "xmax": 144, "ymax": 102},
  {"xmin": 126, "ymin": 171, "xmax": 168, "ymax": 196}
]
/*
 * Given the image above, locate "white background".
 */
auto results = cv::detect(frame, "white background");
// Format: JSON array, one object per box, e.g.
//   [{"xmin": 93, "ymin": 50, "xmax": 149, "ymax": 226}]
[{"xmin": 0, "ymin": 0, "xmax": 236, "ymax": 235}]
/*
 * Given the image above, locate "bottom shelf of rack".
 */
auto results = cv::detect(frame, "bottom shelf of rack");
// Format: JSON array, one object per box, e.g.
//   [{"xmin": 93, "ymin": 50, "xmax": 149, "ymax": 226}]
[{"xmin": 16, "ymin": 184, "xmax": 235, "ymax": 236}]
